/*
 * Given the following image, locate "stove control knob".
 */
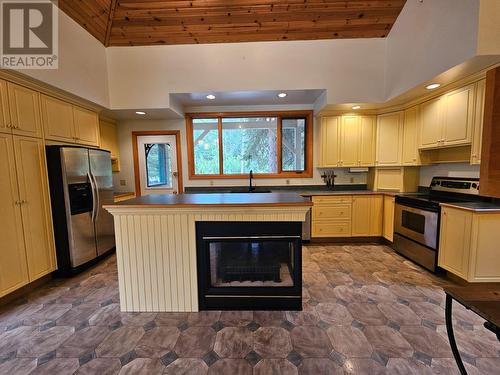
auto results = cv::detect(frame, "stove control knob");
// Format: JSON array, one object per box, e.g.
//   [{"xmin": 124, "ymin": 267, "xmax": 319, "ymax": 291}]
[{"xmin": 472, "ymin": 183, "xmax": 478, "ymax": 189}]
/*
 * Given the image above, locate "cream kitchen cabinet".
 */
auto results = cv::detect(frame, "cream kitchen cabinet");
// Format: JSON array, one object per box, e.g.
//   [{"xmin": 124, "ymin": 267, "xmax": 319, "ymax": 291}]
[
  {"xmin": 419, "ymin": 96, "xmax": 443, "ymax": 148},
  {"xmin": 0, "ymin": 133, "xmax": 29, "ymax": 296},
  {"xmin": 319, "ymin": 115, "xmax": 376, "ymax": 168},
  {"xmin": 439, "ymin": 206, "xmax": 500, "ymax": 282},
  {"xmin": 419, "ymin": 83, "xmax": 475, "ymax": 150},
  {"xmin": 383, "ymin": 195, "xmax": 395, "ymax": 242},
  {"xmin": 340, "ymin": 115, "xmax": 360, "ymax": 167},
  {"xmin": 0, "ymin": 79, "xmax": 10, "ymax": 134},
  {"xmin": 402, "ymin": 106, "xmax": 421, "ymax": 165},
  {"xmin": 368, "ymin": 167, "xmax": 419, "ymax": 193},
  {"xmin": 319, "ymin": 116, "xmax": 341, "ymax": 167},
  {"xmin": 7, "ymin": 82, "xmax": 42, "ymax": 138},
  {"xmin": 312, "ymin": 196, "xmax": 352, "ymax": 237},
  {"xmin": 471, "ymin": 79, "xmax": 485, "ymax": 165},
  {"xmin": 376, "ymin": 112, "xmax": 403, "ymax": 166},
  {"xmin": 99, "ymin": 118, "xmax": 120, "ymax": 172},
  {"xmin": 41, "ymin": 94, "xmax": 100, "ymax": 147},
  {"xmin": 73, "ymin": 106, "xmax": 100, "ymax": 146},
  {"xmin": 0, "ymin": 134, "xmax": 56, "ymax": 297},
  {"xmin": 40, "ymin": 94, "xmax": 75, "ymax": 143},
  {"xmin": 352, "ymin": 195, "xmax": 383, "ymax": 236}
]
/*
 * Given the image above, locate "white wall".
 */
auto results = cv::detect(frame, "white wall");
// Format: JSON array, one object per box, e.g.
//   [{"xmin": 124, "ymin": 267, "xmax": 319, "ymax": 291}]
[
  {"xmin": 16, "ymin": 9, "xmax": 109, "ymax": 107},
  {"xmin": 114, "ymin": 117, "xmax": 367, "ymax": 193},
  {"xmin": 106, "ymin": 38, "xmax": 387, "ymax": 110},
  {"xmin": 385, "ymin": 0, "xmax": 480, "ymax": 100},
  {"xmin": 419, "ymin": 163, "xmax": 480, "ymax": 187}
]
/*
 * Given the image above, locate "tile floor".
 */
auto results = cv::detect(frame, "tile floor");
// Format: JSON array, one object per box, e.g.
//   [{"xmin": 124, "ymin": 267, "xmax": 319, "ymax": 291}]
[{"xmin": 0, "ymin": 244, "xmax": 499, "ymax": 374}]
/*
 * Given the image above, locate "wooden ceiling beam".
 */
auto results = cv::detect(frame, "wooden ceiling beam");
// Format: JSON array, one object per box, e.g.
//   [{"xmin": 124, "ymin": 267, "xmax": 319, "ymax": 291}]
[{"xmin": 105, "ymin": 0, "xmax": 119, "ymax": 46}]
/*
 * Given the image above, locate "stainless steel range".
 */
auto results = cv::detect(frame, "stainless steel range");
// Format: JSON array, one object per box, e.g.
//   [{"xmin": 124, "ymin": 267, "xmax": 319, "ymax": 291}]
[{"xmin": 394, "ymin": 177, "xmax": 481, "ymax": 272}]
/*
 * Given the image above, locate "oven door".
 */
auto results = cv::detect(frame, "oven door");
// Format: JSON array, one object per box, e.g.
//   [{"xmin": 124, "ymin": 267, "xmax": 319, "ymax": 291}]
[{"xmin": 394, "ymin": 203, "xmax": 438, "ymax": 249}]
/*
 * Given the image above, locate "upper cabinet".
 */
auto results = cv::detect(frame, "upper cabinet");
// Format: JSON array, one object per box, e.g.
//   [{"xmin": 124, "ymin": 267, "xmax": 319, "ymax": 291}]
[
  {"xmin": 99, "ymin": 118, "xmax": 120, "ymax": 172},
  {"xmin": 319, "ymin": 116, "xmax": 341, "ymax": 168},
  {"xmin": 376, "ymin": 112, "xmax": 403, "ymax": 166},
  {"xmin": 340, "ymin": 115, "xmax": 361, "ymax": 167},
  {"xmin": 7, "ymin": 82, "xmax": 42, "ymax": 138},
  {"xmin": 40, "ymin": 94, "xmax": 75, "ymax": 142},
  {"xmin": 401, "ymin": 106, "xmax": 421, "ymax": 166},
  {"xmin": 73, "ymin": 106, "xmax": 100, "ymax": 146},
  {"xmin": 442, "ymin": 84, "xmax": 475, "ymax": 147},
  {"xmin": 419, "ymin": 83, "xmax": 475, "ymax": 150},
  {"xmin": 471, "ymin": 79, "xmax": 486, "ymax": 165},
  {"xmin": 41, "ymin": 94, "xmax": 100, "ymax": 147},
  {"xmin": 319, "ymin": 115, "xmax": 376, "ymax": 168},
  {"xmin": 0, "ymin": 80, "xmax": 11, "ymax": 134}
]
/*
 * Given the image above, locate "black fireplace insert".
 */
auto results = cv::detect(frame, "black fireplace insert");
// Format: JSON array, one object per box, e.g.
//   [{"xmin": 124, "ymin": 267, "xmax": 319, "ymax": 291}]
[{"xmin": 196, "ymin": 221, "xmax": 302, "ymax": 310}]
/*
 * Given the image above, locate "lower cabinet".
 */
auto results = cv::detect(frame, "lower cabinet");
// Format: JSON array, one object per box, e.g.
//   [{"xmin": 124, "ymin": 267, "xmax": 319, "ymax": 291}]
[
  {"xmin": 352, "ymin": 195, "xmax": 383, "ymax": 236},
  {"xmin": 0, "ymin": 134, "xmax": 55, "ymax": 297},
  {"xmin": 312, "ymin": 195, "xmax": 383, "ymax": 238},
  {"xmin": 383, "ymin": 196, "xmax": 395, "ymax": 242},
  {"xmin": 439, "ymin": 206, "xmax": 500, "ymax": 282}
]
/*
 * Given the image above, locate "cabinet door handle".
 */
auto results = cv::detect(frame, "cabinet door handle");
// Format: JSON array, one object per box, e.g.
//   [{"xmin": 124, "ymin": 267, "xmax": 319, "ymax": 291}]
[
  {"xmin": 21, "ymin": 200, "xmax": 27, "ymax": 204},
  {"xmin": 14, "ymin": 200, "xmax": 20, "ymax": 205}
]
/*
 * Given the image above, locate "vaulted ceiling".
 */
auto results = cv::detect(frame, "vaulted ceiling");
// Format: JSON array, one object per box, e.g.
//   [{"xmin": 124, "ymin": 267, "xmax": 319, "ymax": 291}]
[{"xmin": 59, "ymin": 0, "xmax": 407, "ymax": 47}]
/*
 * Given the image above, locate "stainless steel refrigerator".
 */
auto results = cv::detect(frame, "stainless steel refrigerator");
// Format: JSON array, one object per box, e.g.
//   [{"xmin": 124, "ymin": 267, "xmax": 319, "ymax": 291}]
[{"xmin": 46, "ymin": 146, "xmax": 115, "ymax": 275}]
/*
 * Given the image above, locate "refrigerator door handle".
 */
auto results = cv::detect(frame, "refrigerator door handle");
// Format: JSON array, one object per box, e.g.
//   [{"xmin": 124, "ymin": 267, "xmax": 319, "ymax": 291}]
[
  {"xmin": 88, "ymin": 172, "xmax": 98, "ymax": 222},
  {"xmin": 91, "ymin": 172, "xmax": 100, "ymax": 222}
]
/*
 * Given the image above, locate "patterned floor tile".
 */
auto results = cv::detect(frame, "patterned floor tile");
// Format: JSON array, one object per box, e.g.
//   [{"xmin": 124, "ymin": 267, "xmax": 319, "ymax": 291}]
[
  {"xmin": 214, "ymin": 327, "xmax": 253, "ymax": 359},
  {"xmin": 291, "ymin": 326, "xmax": 332, "ymax": 358},
  {"xmin": 1, "ymin": 244, "xmax": 499, "ymax": 374},
  {"xmin": 173, "ymin": 326, "xmax": 216, "ymax": 358},
  {"xmin": 134, "ymin": 326, "xmax": 179, "ymax": 358},
  {"xmin": 253, "ymin": 327, "xmax": 292, "ymax": 358},
  {"xmin": 208, "ymin": 358, "xmax": 252, "ymax": 375}
]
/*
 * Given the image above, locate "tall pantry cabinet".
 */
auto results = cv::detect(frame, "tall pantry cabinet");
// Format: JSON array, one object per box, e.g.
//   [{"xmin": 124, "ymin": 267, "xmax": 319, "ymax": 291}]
[{"xmin": 0, "ymin": 80, "xmax": 55, "ymax": 297}]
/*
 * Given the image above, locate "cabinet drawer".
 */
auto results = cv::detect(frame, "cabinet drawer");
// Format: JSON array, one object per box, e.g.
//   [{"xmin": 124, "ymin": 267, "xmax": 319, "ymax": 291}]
[
  {"xmin": 312, "ymin": 222, "xmax": 351, "ymax": 237},
  {"xmin": 312, "ymin": 205, "xmax": 351, "ymax": 220},
  {"xmin": 312, "ymin": 196, "xmax": 352, "ymax": 204}
]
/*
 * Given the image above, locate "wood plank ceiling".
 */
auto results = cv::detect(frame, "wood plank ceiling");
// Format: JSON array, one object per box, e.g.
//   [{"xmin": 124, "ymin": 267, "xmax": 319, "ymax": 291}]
[{"xmin": 59, "ymin": 0, "xmax": 407, "ymax": 46}]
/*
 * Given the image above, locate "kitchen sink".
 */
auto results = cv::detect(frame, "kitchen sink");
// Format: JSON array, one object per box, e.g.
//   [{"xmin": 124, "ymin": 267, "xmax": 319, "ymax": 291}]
[{"xmin": 229, "ymin": 188, "xmax": 272, "ymax": 193}]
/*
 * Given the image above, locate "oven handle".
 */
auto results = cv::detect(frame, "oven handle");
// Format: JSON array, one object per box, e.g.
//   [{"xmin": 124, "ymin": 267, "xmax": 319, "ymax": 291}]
[{"xmin": 202, "ymin": 235, "xmax": 301, "ymax": 240}]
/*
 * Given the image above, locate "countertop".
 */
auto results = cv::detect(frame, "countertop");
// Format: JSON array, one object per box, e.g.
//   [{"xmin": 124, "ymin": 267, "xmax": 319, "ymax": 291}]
[
  {"xmin": 440, "ymin": 202, "xmax": 500, "ymax": 212},
  {"xmin": 298, "ymin": 190, "xmax": 398, "ymax": 197},
  {"xmin": 105, "ymin": 192, "xmax": 313, "ymax": 208}
]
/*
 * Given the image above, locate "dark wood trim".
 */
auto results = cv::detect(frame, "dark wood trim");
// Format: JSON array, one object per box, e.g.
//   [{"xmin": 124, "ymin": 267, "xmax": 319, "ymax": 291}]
[
  {"xmin": 185, "ymin": 110, "xmax": 313, "ymax": 179},
  {"xmin": 132, "ymin": 130, "xmax": 184, "ymax": 197},
  {"xmin": 217, "ymin": 117, "xmax": 224, "ymax": 174},
  {"xmin": 480, "ymin": 67, "xmax": 500, "ymax": 198},
  {"xmin": 104, "ymin": 0, "xmax": 118, "ymax": 47}
]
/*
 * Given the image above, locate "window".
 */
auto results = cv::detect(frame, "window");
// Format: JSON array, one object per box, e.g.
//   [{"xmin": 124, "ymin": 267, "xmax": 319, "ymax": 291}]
[
  {"xmin": 144, "ymin": 143, "xmax": 172, "ymax": 187},
  {"xmin": 187, "ymin": 111, "xmax": 313, "ymax": 178}
]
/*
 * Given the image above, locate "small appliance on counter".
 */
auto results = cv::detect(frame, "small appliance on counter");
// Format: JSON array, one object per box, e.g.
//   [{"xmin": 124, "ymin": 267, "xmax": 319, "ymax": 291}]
[
  {"xmin": 46, "ymin": 146, "xmax": 115, "ymax": 276},
  {"xmin": 393, "ymin": 176, "xmax": 483, "ymax": 273}
]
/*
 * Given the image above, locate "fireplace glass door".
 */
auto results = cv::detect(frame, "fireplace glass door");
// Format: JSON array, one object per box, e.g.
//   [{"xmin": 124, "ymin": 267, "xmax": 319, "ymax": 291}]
[{"xmin": 207, "ymin": 238, "xmax": 296, "ymax": 288}]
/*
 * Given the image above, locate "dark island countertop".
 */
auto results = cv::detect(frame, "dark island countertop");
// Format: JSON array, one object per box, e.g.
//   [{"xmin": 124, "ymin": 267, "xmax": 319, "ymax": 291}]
[{"xmin": 105, "ymin": 192, "xmax": 313, "ymax": 208}]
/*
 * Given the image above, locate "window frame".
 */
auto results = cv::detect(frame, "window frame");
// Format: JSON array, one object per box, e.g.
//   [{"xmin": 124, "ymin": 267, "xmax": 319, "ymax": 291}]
[{"xmin": 186, "ymin": 110, "xmax": 313, "ymax": 179}]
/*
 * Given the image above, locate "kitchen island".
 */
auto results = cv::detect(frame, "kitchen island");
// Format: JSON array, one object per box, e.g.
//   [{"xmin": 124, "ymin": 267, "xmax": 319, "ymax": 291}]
[{"xmin": 104, "ymin": 193, "xmax": 312, "ymax": 312}]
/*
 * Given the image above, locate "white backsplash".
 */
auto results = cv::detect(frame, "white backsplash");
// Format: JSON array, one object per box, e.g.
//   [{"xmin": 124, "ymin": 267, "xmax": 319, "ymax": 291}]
[{"xmin": 419, "ymin": 163, "xmax": 480, "ymax": 187}]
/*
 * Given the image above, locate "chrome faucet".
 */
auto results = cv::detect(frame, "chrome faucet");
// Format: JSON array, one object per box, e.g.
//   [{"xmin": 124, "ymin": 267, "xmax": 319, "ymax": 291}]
[{"xmin": 249, "ymin": 170, "xmax": 255, "ymax": 192}]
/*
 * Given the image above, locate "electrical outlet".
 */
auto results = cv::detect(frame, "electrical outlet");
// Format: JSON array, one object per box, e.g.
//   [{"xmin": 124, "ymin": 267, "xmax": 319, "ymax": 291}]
[
  {"xmin": 350, "ymin": 177, "xmax": 354, "ymax": 183},
  {"xmin": 210, "ymin": 180, "xmax": 214, "ymax": 186},
  {"xmin": 286, "ymin": 180, "xmax": 290, "ymax": 185},
  {"xmin": 120, "ymin": 179, "xmax": 126, "ymax": 186}
]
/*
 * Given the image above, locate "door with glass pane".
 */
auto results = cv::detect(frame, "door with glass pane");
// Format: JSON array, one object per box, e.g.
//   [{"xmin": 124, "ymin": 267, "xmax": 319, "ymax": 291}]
[{"xmin": 137, "ymin": 135, "xmax": 178, "ymax": 195}]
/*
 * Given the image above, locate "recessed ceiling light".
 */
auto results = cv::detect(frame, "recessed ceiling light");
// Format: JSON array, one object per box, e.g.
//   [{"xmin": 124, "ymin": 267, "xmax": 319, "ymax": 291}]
[
  {"xmin": 206, "ymin": 94, "xmax": 216, "ymax": 100},
  {"xmin": 426, "ymin": 83, "xmax": 441, "ymax": 90},
  {"xmin": 135, "ymin": 111, "xmax": 146, "ymax": 115},
  {"xmin": 277, "ymin": 92, "xmax": 287, "ymax": 98},
  {"xmin": 352, "ymin": 105, "xmax": 361, "ymax": 110}
]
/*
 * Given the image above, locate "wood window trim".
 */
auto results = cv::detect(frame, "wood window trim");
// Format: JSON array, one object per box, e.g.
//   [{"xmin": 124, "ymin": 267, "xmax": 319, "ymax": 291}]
[
  {"xmin": 132, "ymin": 130, "xmax": 184, "ymax": 196},
  {"xmin": 186, "ymin": 110, "xmax": 313, "ymax": 179}
]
